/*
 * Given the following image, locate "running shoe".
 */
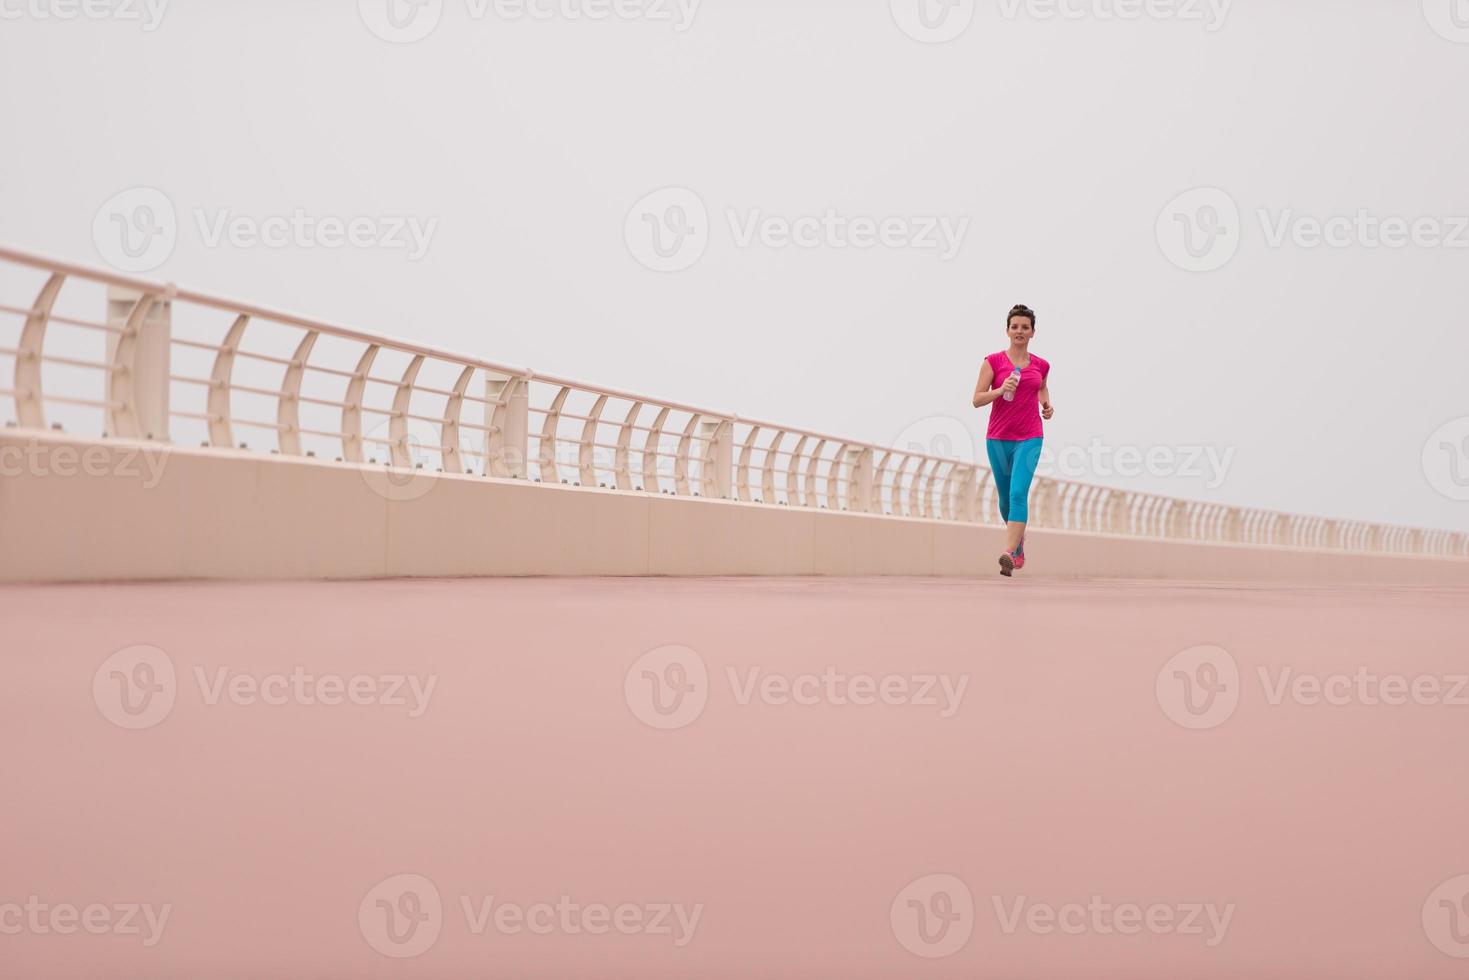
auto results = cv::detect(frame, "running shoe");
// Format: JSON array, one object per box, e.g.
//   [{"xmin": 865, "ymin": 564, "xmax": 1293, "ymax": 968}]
[
  {"xmin": 1011, "ymin": 551, "xmax": 1025, "ymax": 571},
  {"xmin": 998, "ymin": 552, "xmax": 1015, "ymax": 577}
]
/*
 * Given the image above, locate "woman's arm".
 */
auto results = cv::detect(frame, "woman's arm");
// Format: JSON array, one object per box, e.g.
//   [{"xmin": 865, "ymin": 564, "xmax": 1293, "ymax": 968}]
[
  {"xmin": 973, "ymin": 360, "xmax": 1005, "ymax": 408},
  {"xmin": 1039, "ymin": 383, "xmax": 1054, "ymax": 420}
]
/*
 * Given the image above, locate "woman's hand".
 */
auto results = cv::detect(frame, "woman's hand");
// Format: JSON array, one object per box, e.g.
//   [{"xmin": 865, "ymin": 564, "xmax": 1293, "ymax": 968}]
[
  {"xmin": 1000, "ymin": 374, "xmax": 1020, "ymax": 397},
  {"xmin": 1041, "ymin": 402, "xmax": 1054, "ymax": 420}
]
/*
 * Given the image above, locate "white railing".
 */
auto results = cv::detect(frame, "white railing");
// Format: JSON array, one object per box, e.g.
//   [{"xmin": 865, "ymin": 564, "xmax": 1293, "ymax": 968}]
[{"xmin": 0, "ymin": 243, "xmax": 1464, "ymax": 560}]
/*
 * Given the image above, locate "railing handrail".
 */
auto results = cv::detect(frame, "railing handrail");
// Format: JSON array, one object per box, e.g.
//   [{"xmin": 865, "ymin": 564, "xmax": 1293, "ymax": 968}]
[
  {"xmin": 0, "ymin": 244, "xmax": 982, "ymax": 459},
  {"xmin": 0, "ymin": 242, "xmax": 1462, "ymax": 554}
]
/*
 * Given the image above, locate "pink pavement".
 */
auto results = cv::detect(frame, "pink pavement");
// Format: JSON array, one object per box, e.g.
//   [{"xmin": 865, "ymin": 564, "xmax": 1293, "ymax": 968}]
[{"xmin": 2, "ymin": 575, "xmax": 1467, "ymax": 978}]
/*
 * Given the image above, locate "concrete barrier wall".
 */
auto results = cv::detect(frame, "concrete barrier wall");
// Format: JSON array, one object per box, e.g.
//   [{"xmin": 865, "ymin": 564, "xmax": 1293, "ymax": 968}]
[{"xmin": 3, "ymin": 430, "xmax": 1467, "ymax": 585}]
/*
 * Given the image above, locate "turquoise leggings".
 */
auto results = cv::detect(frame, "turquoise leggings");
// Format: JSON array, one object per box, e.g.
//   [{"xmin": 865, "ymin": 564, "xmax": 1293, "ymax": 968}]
[{"xmin": 986, "ymin": 438, "xmax": 1043, "ymax": 525}]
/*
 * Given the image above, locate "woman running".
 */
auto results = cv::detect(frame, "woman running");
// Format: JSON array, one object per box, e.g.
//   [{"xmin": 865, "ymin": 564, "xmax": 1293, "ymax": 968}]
[{"xmin": 972, "ymin": 304, "xmax": 1054, "ymax": 577}]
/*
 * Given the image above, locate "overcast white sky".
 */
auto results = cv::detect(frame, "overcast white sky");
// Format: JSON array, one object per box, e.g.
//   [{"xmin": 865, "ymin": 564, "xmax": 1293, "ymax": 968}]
[{"xmin": 1, "ymin": 0, "xmax": 1467, "ymax": 531}]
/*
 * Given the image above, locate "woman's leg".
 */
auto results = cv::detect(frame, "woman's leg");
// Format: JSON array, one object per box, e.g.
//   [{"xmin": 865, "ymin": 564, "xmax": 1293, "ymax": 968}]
[
  {"xmin": 1003, "ymin": 438, "xmax": 1044, "ymax": 554},
  {"xmin": 985, "ymin": 440, "xmax": 1015, "ymax": 525}
]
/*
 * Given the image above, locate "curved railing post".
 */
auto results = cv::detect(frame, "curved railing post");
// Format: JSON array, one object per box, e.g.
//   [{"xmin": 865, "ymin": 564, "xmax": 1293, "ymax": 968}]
[
  {"xmin": 207, "ymin": 315, "xmax": 249, "ymax": 449},
  {"xmin": 14, "ymin": 272, "xmax": 64, "ymax": 430},
  {"xmin": 786, "ymin": 435, "xmax": 809, "ymax": 507},
  {"xmin": 441, "ymin": 365, "xmax": 475, "ymax": 475},
  {"xmin": 579, "ymin": 394, "xmax": 608, "ymax": 487},
  {"xmin": 760, "ymin": 430, "xmax": 785, "ymax": 505},
  {"xmin": 106, "ymin": 286, "xmax": 171, "ymax": 441},
  {"xmin": 700, "ymin": 417, "xmax": 732, "ymax": 499},
  {"xmin": 341, "ymin": 344, "xmax": 379, "ymax": 463},
  {"xmin": 804, "ymin": 439, "xmax": 827, "ymax": 508},
  {"xmin": 105, "ymin": 290, "xmax": 153, "ymax": 439},
  {"xmin": 389, "ymin": 355, "xmax": 425, "ymax": 468},
  {"xmin": 642, "ymin": 406, "xmax": 671, "ymax": 494},
  {"xmin": 736, "ymin": 425, "xmax": 761, "ymax": 502},
  {"xmin": 613, "ymin": 401, "xmax": 643, "ymax": 491},
  {"xmin": 847, "ymin": 446, "xmax": 873, "ymax": 513},
  {"xmin": 486, "ymin": 374, "xmax": 528, "ymax": 479},
  {"xmin": 906, "ymin": 457, "xmax": 928, "ymax": 518},
  {"xmin": 277, "ymin": 330, "xmax": 319, "ymax": 456},
  {"xmin": 539, "ymin": 386, "xmax": 571, "ymax": 483},
  {"xmin": 873, "ymin": 451, "xmax": 893, "ymax": 515},
  {"xmin": 675, "ymin": 414, "xmax": 700, "ymax": 496}
]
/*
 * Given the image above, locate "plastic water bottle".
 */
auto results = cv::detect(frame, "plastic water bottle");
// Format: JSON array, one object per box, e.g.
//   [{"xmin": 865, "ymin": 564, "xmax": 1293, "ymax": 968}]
[{"xmin": 1003, "ymin": 364, "xmax": 1021, "ymax": 402}]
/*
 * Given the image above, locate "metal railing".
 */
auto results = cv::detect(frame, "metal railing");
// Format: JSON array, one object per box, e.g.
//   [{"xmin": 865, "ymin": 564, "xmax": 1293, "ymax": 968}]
[{"xmin": 0, "ymin": 243, "xmax": 1464, "ymax": 560}]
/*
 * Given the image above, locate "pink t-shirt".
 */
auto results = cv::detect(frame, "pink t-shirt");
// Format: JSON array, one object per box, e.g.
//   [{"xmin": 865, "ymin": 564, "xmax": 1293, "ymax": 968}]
[{"xmin": 985, "ymin": 351, "xmax": 1050, "ymax": 441}]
